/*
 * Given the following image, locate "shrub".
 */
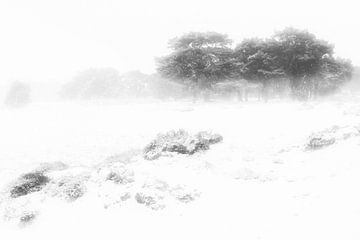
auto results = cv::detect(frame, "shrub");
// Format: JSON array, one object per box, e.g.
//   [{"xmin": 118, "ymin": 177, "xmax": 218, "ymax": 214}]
[
  {"xmin": 306, "ymin": 125, "xmax": 360, "ymax": 150},
  {"xmin": 10, "ymin": 172, "xmax": 50, "ymax": 198},
  {"xmin": 19, "ymin": 212, "xmax": 37, "ymax": 226},
  {"xmin": 53, "ymin": 176, "xmax": 87, "ymax": 202},
  {"xmin": 144, "ymin": 130, "xmax": 223, "ymax": 160}
]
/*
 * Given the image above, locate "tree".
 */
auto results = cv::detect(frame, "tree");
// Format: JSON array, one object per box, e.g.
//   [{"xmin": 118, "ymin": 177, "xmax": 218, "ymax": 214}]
[
  {"xmin": 157, "ymin": 32, "xmax": 235, "ymax": 90},
  {"xmin": 234, "ymin": 28, "xmax": 352, "ymax": 99},
  {"xmin": 316, "ymin": 56, "xmax": 353, "ymax": 95},
  {"xmin": 4, "ymin": 81, "xmax": 31, "ymax": 107},
  {"xmin": 168, "ymin": 32, "xmax": 232, "ymax": 51},
  {"xmin": 234, "ymin": 38, "xmax": 285, "ymax": 82},
  {"xmin": 158, "ymin": 29, "xmax": 353, "ymax": 101},
  {"xmin": 233, "ymin": 38, "xmax": 286, "ymax": 100},
  {"xmin": 272, "ymin": 27, "xmax": 335, "ymax": 99}
]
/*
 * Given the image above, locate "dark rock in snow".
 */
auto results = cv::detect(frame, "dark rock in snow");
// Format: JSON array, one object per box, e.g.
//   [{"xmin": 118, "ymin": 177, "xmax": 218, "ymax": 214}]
[
  {"xmin": 10, "ymin": 172, "xmax": 50, "ymax": 198},
  {"xmin": 144, "ymin": 130, "xmax": 223, "ymax": 160}
]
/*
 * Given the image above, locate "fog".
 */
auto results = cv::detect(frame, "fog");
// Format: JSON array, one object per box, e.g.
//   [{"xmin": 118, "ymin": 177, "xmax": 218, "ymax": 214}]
[
  {"xmin": 0, "ymin": 0, "xmax": 360, "ymax": 84},
  {"xmin": 1, "ymin": 0, "xmax": 359, "ymax": 102},
  {"xmin": 1, "ymin": 1, "xmax": 360, "ymax": 240}
]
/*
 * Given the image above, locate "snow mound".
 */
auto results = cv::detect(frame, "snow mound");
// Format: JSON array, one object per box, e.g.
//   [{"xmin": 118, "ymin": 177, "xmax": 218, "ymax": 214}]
[
  {"xmin": 0, "ymin": 149, "xmax": 202, "ymax": 225},
  {"xmin": 35, "ymin": 161, "xmax": 69, "ymax": 172}
]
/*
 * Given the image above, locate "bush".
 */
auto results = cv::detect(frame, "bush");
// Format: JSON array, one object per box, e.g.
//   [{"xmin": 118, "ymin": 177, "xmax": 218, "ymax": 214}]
[
  {"xmin": 306, "ymin": 125, "xmax": 360, "ymax": 150},
  {"xmin": 135, "ymin": 192, "xmax": 166, "ymax": 210},
  {"xmin": 307, "ymin": 137, "xmax": 336, "ymax": 150},
  {"xmin": 10, "ymin": 172, "xmax": 50, "ymax": 198},
  {"xmin": 144, "ymin": 130, "xmax": 223, "ymax": 160},
  {"xmin": 96, "ymin": 162, "xmax": 135, "ymax": 184},
  {"xmin": 19, "ymin": 212, "xmax": 37, "ymax": 226},
  {"xmin": 52, "ymin": 176, "xmax": 87, "ymax": 202}
]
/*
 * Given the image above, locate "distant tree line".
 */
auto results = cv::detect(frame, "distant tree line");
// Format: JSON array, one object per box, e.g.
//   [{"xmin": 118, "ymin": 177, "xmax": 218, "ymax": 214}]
[
  {"xmin": 59, "ymin": 69, "xmax": 188, "ymax": 100},
  {"xmin": 157, "ymin": 28, "xmax": 353, "ymax": 100}
]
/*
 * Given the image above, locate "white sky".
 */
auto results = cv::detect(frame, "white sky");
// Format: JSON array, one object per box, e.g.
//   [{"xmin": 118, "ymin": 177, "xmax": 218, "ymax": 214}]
[{"xmin": 0, "ymin": 0, "xmax": 359, "ymax": 83}]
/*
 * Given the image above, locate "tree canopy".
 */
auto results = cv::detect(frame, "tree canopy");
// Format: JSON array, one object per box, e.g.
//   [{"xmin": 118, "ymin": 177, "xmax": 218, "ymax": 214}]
[
  {"xmin": 168, "ymin": 32, "xmax": 233, "ymax": 50},
  {"xmin": 157, "ymin": 32, "xmax": 235, "ymax": 89},
  {"xmin": 157, "ymin": 28, "xmax": 353, "ymax": 99}
]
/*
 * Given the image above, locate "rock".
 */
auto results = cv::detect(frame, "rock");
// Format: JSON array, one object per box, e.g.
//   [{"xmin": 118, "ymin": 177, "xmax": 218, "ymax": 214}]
[
  {"xmin": 10, "ymin": 172, "xmax": 50, "ymax": 198},
  {"xmin": 144, "ymin": 130, "xmax": 223, "ymax": 160}
]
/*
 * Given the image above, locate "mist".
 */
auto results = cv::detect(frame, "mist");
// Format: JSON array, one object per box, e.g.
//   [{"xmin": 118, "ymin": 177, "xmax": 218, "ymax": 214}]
[
  {"xmin": 1, "ymin": 0, "xmax": 360, "ymax": 84},
  {"xmin": 1, "ymin": 1, "xmax": 360, "ymax": 240}
]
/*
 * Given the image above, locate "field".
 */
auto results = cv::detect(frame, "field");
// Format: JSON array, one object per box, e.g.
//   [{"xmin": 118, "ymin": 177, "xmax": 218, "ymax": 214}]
[{"xmin": 1, "ymin": 96, "xmax": 360, "ymax": 240}]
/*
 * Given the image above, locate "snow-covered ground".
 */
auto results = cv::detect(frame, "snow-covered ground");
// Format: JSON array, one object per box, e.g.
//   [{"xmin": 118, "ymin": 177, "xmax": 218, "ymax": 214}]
[{"xmin": 1, "ymin": 96, "xmax": 360, "ymax": 240}]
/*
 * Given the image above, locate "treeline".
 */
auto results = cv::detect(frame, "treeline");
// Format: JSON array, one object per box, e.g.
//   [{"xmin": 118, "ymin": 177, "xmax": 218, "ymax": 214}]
[
  {"xmin": 59, "ymin": 69, "xmax": 188, "ymax": 100},
  {"xmin": 157, "ymin": 27, "xmax": 353, "ymax": 100},
  {"xmin": 5, "ymin": 27, "xmax": 353, "ymax": 106}
]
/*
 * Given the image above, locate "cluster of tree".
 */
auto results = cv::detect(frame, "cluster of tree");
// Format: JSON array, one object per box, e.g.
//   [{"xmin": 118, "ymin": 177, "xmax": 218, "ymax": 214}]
[
  {"xmin": 60, "ymin": 68, "xmax": 187, "ymax": 100},
  {"xmin": 157, "ymin": 28, "xmax": 353, "ymax": 100},
  {"xmin": 60, "ymin": 68, "xmax": 123, "ymax": 99}
]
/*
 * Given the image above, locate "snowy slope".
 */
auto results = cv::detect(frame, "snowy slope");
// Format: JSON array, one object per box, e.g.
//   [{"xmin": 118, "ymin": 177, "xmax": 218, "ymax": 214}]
[{"xmin": 1, "ymin": 97, "xmax": 360, "ymax": 240}]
